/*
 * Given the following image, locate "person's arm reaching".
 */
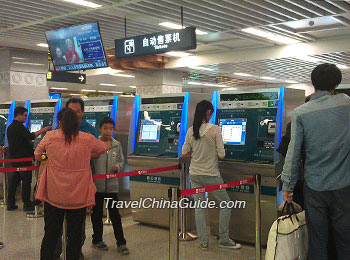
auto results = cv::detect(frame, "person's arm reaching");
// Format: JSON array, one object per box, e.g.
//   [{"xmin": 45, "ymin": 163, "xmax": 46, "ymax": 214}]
[
  {"xmin": 281, "ymin": 112, "xmax": 304, "ymax": 202},
  {"xmin": 182, "ymin": 128, "xmax": 192, "ymax": 158},
  {"xmin": 215, "ymin": 126, "xmax": 225, "ymax": 159},
  {"xmin": 90, "ymin": 135, "xmax": 107, "ymax": 157},
  {"xmin": 33, "ymin": 126, "xmax": 51, "ymax": 138}
]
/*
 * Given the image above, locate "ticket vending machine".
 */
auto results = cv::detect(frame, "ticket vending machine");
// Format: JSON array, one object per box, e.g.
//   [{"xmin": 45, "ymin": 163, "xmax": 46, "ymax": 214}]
[
  {"xmin": 127, "ymin": 93, "xmax": 210, "ymax": 227},
  {"xmin": 29, "ymin": 99, "xmax": 62, "ymax": 148},
  {"xmin": 208, "ymin": 88, "xmax": 305, "ymax": 245}
]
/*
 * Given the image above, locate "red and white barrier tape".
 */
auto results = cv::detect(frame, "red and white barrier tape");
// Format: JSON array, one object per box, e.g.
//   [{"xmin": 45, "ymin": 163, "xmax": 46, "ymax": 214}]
[
  {"xmin": 180, "ymin": 177, "xmax": 256, "ymax": 196},
  {"xmin": 92, "ymin": 164, "xmax": 181, "ymax": 180},
  {"xmin": 0, "ymin": 157, "xmax": 34, "ymax": 163},
  {"xmin": 0, "ymin": 165, "xmax": 39, "ymax": 173}
]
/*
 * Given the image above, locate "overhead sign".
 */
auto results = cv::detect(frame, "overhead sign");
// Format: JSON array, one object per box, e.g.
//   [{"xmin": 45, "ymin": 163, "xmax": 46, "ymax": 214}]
[
  {"xmin": 47, "ymin": 71, "xmax": 86, "ymax": 84},
  {"xmin": 115, "ymin": 27, "xmax": 196, "ymax": 58}
]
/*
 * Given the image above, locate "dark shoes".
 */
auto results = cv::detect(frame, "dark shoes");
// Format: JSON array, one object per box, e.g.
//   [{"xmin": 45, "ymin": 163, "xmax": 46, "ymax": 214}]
[
  {"xmin": 7, "ymin": 204, "xmax": 18, "ymax": 211},
  {"xmin": 23, "ymin": 202, "xmax": 35, "ymax": 212},
  {"xmin": 118, "ymin": 245, "xmax": 130, "ymax": 255}
]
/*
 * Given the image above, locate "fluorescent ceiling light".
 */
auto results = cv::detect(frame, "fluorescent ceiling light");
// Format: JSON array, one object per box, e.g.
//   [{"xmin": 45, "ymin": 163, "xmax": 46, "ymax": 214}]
[
  {"xmin": 295, "ymin": 56, "xmax": 321, "ymax": 63},
  {"xmin": 98, "ymin": 90, "xmax": 123, "ymax": 93},
  {"xmin": 234, "ymin": 73, "xmax": 252, "ymax": 77},
  {"xmin": 284, "ymin": 80, "xmax": 299, "ymax": 84},
  {"xmin": 196, "ymin": 29, "xmax": 208, "ymax": 35},
  {"xmin": 110, "ymin": 74, "xmax": 135, "ymax": 78},
  {"xmin": 159, "ymin": 22, "xmax": 183, "ymax": 30},
  {"xmin": 166, "ymin": 51, "xmax": 190, "ymax": 57},
  {"xmin": 70, "ymin": 93, "xmax": 82, "ymax": 96},
  {"xmin": 336, "ymin": 64, "xmax": 349, "ymax": 69},
  {"xmin": 107, "ymin": 55, "xmax": 114, "ymax": 57},
  {"xmin": 61, "ymin": 0, "xmax": 102, "ymax": 8},
  {"xmin": 129, "ymin": 86, "xmax": 137, "ymax": 88},
  {"xmin": 188, "ymin": 66, "xmax": 214, "ymax": 71},
  {"xmin": 81, "ymin": 89, "xmax": 96, "ymax": 92},
  {"xmin": 242, "ymin": 28, "xmax": 300, "ymax": 45},
  {"xmin": 203, "ymin": 83, "xmax": 228, "ymax": 87},
  {"xmin": 12, "ymin": 57, "xmax": 26, "ymax": 60},
  {"xmin": 13, "ymin": 62, "xmax": 45, "ymax": 66},
  {"xmin": 99, "ymin": 83, "xmax": 117, "ymax": 86},
  {"xmin": 36, "ymin": 43, "xmax": 48, "ymax": 48},
  {"xmin": 260, "ymin": 76, "xmax": 276, "ymax": 80},
  {"xmin": 50, "ymin": 87, "xmax": 68, "ymax": 90},
  {"xmin": 224, "ymin": 87, "xmax": 237, "ymax": 91},
  {"xmin": 187, "ymin": 82, "xmax": 203, "ymax": 85}
]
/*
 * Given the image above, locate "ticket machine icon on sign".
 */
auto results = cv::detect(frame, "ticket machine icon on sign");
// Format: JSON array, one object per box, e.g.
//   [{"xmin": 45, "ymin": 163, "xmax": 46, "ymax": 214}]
[{"xmin": 124, "ymin": 39, "xmax": 135, "ymax": 54}]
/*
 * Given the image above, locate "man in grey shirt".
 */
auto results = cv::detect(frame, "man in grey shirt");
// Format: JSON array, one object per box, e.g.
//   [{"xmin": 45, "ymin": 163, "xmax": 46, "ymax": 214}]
[{"xmin": 281, "ymin": 63, "xmax": 350, "ymax": 260}]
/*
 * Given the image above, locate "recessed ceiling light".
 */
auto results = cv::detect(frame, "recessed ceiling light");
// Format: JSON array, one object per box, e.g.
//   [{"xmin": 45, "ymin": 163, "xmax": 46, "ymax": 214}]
[
  {"xmin": 284, "ymin": 80, "xmax": 299, "ymax": 84},
  {"xmin": 110, "ymin": 74, "xmax": 135, "ymax": 78},
  {"xmin": 234, "ymin": 73, "xmax": 252, "ymax": 77},
  {"xmin": 70, "ymin": 93, "xmax": 82, "ymax": 96},
  {"xmin": 224, "ymin": 87, "xmax": 237, "ymax": 91},
  {"xmin": 36, "ymin": 43, "xmax": 48, "ymax": 48},
  {"xmin": 242, "ymin": 28, "xmax": 300, "ymax": 45},
  {"xmin": 202, "ymin": 83, "xmax": 228, "ymax": 87},
  {"xmin": 260, "ymin": 76, "xmax": 276, "ymax": 80},
  {"xmin": 107, "ymin": 55, "xmax": 114, "ymax": 57},
  {"xmin": 336, "ymin": 64, "xmax": 349, "ymax": 69},
  {"xmin": 13, "ymin": 62, "xmax": 45, "ymax": 66},
  {"xmin": 50, "ymin": 87, "xmax": 68, "ymax": 90},
  {"xmin": 187, "ymin": 82, "xmax": 203, "ymax": 85},
  {"xmin": 159, "ymin": 22, "xmax": 208, "ymax": 35},
  {"xmin": 12, "ymin": 57, "xmax": 26, "ymax": 60},
  {"xmin": 129, "ymin": 86, "xmax": 137, "ymax": 88},
  {"xmin": 166, "ymin": 51, "xmax": 190, "ymax": 57},
  {"xmin": 81, "ymin": 89, "xmax": 96, "ymax": 92},
  {"xmin": 61, "ymin": 0, "xmax": 102, "ymax": 8},
  {"xmin": 196, "ymin": 29, "xmax": 208, "ymax": 35},
  {"xmin": 188, "ymin": 66, "xmax": 214, "ymax": 71},
  {"xmin": 99, "ymin": 83, "xmax": 117, "ymax": 86}
]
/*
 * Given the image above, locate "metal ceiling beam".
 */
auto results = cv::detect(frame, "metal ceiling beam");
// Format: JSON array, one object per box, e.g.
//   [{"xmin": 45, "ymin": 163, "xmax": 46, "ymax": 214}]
[
  {"xmin": 325, "ymin": 0, "xmax": 350, "ymax": 12},
  {"xmin": 304, "ymin": 0, "xmax": 343, "ymax": 15},
  {"xmin": 265, "ymin": 0, "xmax": 321, "ymax": 18},
  {"xmin": 0, "ymin": 0, "xmax": 146, "ymax": 33},
  {"xmin": 270, "ymin": 25, "xmax": 317, "ymax": 42}
]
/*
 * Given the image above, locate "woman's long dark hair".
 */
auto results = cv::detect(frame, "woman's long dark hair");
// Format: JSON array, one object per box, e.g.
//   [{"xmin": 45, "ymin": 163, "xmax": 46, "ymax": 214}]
[
  {"xmin": 193, "ymin": 100, "xmax": 213, "ymax": 140},
  {"xmin": 57, "ymin": 107, "xmax": 79, "ymax": 144}
]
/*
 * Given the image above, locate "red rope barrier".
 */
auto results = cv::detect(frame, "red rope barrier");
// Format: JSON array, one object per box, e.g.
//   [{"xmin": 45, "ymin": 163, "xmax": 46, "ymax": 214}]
[
  {"xmin": 0, "ymin": 157, "xmax": 34, "ymax": 163},
  {"xmin": 180, "ymin": 177, "xmax": 256, "ymax": 196},
  {"xmin": 92, "ymin": 165, "xmax": 180, "ymax": 180}
]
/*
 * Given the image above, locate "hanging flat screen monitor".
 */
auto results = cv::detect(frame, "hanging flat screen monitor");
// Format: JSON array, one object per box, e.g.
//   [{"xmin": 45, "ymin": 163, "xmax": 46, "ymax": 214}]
[
  {"xmin": 219, "ymin": 118, "xmax": 247, "ymax": 145},
  {"xmin": 45, "ymin": 22, "xmax": 108, "ymax": 72},
  {"xmin": 139, "ymin": 120, "xmax": 161, "ymax": 142}
]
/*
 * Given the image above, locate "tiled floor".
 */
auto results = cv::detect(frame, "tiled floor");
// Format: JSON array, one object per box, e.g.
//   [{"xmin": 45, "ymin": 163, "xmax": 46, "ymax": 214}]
[{"xmin": 0, "ymin": 204, "xmax": 264, "ymax": 260}]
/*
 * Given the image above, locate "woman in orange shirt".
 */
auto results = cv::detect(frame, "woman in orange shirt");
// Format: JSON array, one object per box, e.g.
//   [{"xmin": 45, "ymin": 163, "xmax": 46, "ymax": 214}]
[{"xmin": 35, "ymin": 108, "xmax": 106, "ymax": 260}]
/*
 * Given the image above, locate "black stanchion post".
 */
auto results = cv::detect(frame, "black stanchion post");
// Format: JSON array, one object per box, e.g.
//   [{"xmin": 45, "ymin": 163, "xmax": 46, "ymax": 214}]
[
  {"xmin": 254, "ymin": 174, "xmax": 262, "ymax": 260},
  {"xmin": 0, "ymin": 153, "xmax": 7, "ymax": 206},
  {"xmin": 179, "ymin": 162, "xmax": 197, "ymax": 241},
  {"xmin": 27, "ymin": 160, "xmax": 43, "ymax": 218},
  {"xmin": 168, "ymin": 187, "xmax": 179, "ymax": 260}
]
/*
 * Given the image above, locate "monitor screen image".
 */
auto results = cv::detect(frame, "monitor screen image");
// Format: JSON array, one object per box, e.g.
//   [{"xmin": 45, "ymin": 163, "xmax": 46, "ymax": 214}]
[
  {"xmin": 86, "ymin": 119, "xmax": 96, "ymax": 128},
  {"xmin": 45, "ymin": 22, "xmax": 108, "ymax": 72},
  {"xmin": 139, "ymin": 119, "xmax": 161, "ymax": 142},
  {"xmin": 219, "ymin": 118, "xmax": 247, "ymax": 145},
  {"xmin": 30, "ymin": 120, "xmax": 44, "ymax": 138}
]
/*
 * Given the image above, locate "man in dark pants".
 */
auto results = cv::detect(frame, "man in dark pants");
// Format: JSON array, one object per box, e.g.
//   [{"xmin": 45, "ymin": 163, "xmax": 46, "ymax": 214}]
[
  {"xmin": 281, "ymin": 64, "xmax": 350, "ymax": 260},
  {"xmin": 54, "ymin": 98, "xmax": 99, "ymax": 260},
  {"xmin": 6, "ymin": 106, "xmax": 50, "ymax": 211}
]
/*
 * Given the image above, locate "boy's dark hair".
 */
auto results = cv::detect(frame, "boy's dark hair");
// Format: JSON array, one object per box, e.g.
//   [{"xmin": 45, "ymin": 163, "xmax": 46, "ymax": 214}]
[
  {"xmin": 66, "ymin": 98, "xmax": 84, "ymax": 111},
  {"xmin": 311, "ymin": 63, "xmax": 342, "ymax": 91},
  {"xmin": 99, "ymin": 117, "xmax": 115, "ymax": 128},
  {"xmin": 14, "ymin": 106, "xmax": 28, "ymax": 117}
]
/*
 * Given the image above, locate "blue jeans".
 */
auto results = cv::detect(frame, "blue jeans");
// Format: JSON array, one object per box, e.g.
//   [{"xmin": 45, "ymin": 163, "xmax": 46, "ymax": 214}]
[
  {"xmin": 304, "ymin": 184, "xmax": 350, "ymax": 260},
  {"xmin": 190, "ymin": 175, "xmax": 231, "ymax": 244}
]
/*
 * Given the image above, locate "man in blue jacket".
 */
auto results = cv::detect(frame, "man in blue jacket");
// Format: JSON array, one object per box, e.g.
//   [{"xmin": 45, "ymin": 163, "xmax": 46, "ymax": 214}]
[{"xmin": 281, "ymin": 64, "xmax": 350, "ymax": 260}]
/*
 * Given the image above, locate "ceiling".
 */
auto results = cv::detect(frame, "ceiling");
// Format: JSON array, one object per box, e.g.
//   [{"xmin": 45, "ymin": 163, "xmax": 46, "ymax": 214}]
[{"xmin": 2, "ymin": 0, "xmax": 350, "ymax": 91}]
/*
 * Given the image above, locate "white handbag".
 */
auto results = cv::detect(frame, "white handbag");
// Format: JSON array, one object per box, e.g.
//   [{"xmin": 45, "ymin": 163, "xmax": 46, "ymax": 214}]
[{"xmin": 265, "ymin": 203, "xmax": 308, "ymax": 260}]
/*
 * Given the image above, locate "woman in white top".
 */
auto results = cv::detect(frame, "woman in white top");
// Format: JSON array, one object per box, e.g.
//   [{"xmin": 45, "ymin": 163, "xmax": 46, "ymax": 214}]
[{"xmin": 182, "ymin": 100, "xmax": 241, "ymax": 251}]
